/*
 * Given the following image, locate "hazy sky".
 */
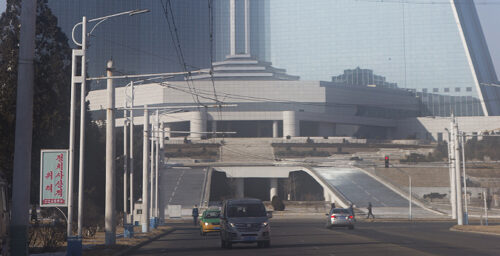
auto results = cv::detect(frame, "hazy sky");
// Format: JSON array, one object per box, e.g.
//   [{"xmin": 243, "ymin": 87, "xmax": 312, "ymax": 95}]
[{"xmin": 0, "ymin": 0, "xmax": 498, "ymax": 78}]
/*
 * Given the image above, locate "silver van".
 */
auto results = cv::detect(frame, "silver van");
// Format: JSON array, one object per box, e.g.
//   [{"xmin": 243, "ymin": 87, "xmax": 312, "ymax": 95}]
[{"xmin": 220, "ymin": 198, "xmax": 271, "ymax": 248}]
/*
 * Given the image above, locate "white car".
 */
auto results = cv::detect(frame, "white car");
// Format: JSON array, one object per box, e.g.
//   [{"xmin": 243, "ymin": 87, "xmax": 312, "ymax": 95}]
[{"xmin": 325, "ymin": 208, "xmax": 355, "ymax": 229}]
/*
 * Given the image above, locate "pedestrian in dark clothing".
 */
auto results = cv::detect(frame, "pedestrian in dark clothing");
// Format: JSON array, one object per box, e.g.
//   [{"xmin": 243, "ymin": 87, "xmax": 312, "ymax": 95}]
[
  {"xmin": 349, "ymin": 203, "xmax": 355, "ymax": 219},
  {"xmin": 192, "ymin": 205, "xmax": 199, "ymax": 226},
  {"xmin": 330, "ymin": 202, "xmax": 336, "ymax": 210},
  {"xmin": 366, "ymin": 202, "xmax": 375, "ymax": 219}
]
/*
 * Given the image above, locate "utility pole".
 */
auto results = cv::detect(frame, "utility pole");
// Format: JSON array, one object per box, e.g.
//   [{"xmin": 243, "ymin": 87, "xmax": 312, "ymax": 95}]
[
  {"xmin": 150, "ymin": 119, "xmax": 155, "ymax": 226},
  {"xmin": 129, "ymin": 81, "xmax": 135, "ymax": 225},
  {"xmin": 10, "ymin": 0, "xmax": 37, "ymax": 254},
  {"xmin": 448, "ymin": 121, "xmax": 457, "ymax": 220},
  {"xmin": 77, "ymin": 16, "xmax": 88, "ymax": 239},
  {"xmin": 155, "ymin": 110, "xmax": 160, "ymax": 220},
  {"xmin": 142, "ymin": 106, "xmax": 150, "ymax": 233},
  {"xmin": 123, "ymin": 109, "xmax": 128, "ymax": 225},
  {"xmin": 461, "ymin": 132, "xmax": 468, "ymax": 224},
  {"xmin": 454, "ymin": 118, "xmax": 464, "ymax": 225},
  {"xmin": 105, "ymin": 60, "xmax": 116, "ymax": 245}
]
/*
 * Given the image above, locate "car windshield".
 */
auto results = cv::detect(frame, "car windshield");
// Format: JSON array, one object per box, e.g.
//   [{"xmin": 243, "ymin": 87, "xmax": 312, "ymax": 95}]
[
  {"xmin": 204, "ymin": 211, "xmax": 220, "ymax": 219},
  {"xmin": 331, "ymin": 209, "xmax": 350, "ymax": 214},
  {"xmin": 227, "ymin": 203, "xmax": 266, "ymax": 218}
]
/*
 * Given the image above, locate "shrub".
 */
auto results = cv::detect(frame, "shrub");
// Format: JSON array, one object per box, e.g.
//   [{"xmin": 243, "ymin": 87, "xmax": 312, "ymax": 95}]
[{"xmin": 271, "ymin": 196, "xmax": 285, "ymax": 211}]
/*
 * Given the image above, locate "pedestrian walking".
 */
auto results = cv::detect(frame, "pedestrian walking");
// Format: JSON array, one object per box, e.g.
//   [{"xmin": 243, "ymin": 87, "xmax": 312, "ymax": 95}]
[
  {"xmin": 366, "ymin": 202, "xmax": 375, "ymax": 219},
  {"xmin": 192, "ymin": 205, "xmax": 199, "ymax": 226},
  {"xmin": 330, "ymin": 202, "xmax": 336, "ymax": 211}
]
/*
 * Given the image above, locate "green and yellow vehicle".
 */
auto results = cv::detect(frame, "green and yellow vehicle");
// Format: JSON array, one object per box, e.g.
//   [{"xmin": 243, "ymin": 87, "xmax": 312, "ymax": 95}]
[{"xmin": 199, "ymin": 208, "xmax": 221, "ymax": 235}]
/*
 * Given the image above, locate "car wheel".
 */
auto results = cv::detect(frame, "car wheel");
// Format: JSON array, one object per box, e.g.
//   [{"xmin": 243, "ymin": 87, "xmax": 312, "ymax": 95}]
[{"xmin": 348, "ymin": 225, "xmax": 354, "ymax": 230}]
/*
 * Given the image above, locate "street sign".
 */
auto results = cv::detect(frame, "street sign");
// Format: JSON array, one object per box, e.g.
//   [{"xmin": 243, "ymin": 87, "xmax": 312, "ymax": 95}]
[{"xmin": 40, "ymin": 150, "xmax": 69, "ymax": 207}]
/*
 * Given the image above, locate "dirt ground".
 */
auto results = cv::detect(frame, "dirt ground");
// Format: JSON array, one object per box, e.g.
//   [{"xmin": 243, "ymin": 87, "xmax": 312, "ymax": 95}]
[{"xmin": 82, "ymin": 225, "xmax": 173, "ymax": 256}]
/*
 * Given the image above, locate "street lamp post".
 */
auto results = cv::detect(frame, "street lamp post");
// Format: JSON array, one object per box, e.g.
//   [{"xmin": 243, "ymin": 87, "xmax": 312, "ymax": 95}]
[
  {"xmin": 391, "ymin": 165, "xmax": 412, "ymax": 220},
  {"xmin": 69, "ymin": 9, "xmax": 149, "ymax": 241}
]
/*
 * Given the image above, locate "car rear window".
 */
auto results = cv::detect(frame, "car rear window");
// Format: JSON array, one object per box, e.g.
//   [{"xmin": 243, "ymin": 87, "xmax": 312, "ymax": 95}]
[
  {"xmin": 331, "ymin": 209, "xmax": 350, "ymax": 214},
  {"xmin": 205, "ymin": 211, "xmax": 220, "ymax": 218},
  {"xmin": 227, "ymin": 203, "xmax": 266, "ymax": 217}
]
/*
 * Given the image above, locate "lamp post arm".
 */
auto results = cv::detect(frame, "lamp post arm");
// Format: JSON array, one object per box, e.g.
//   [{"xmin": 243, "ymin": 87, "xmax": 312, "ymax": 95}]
[{"xmin": 71, "ymin": 9, "xmax": 149, "ymax": 46}]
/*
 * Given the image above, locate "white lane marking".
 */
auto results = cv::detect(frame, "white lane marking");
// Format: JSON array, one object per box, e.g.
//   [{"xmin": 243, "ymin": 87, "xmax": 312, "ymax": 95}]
[{"xmin": 167, "ymin": 169, "xmax": 186, "ymax": 204}]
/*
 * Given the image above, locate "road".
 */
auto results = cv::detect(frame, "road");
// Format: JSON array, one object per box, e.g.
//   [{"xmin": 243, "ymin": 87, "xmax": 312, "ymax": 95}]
[{"xmin": 130, "ymin": 217, "xmax": 500, "ymax": 256}]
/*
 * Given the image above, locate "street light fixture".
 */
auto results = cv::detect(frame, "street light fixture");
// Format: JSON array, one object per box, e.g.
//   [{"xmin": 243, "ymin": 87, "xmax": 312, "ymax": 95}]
[{"xmin": 67, "ymin": 9, "xmax": 149, "ymax": 244}]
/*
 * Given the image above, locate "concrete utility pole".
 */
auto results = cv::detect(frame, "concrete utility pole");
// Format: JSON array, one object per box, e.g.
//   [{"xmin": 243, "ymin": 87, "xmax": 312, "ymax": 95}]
[
  {"xmin": 105, "ymin": 60, "xmax": 116, "ymax": 245},
  {"xmin": 150, "ymin": 120, "xmax": 155, "ymax": 222},
  {"xmin": 10, "ymin": 0, "xmax": 37, "ymax": 254},
  {"xmin": 129, "ymin": 81, "xmax": 135, "ymax": 224},
  {"xmin": 77, "ymin": 16, "xmax": 88, "ymax": 238},
  {"xmin": 461, "ymin": 132, "xmax": 468, "ymax": 224},
  {"xmin": 454, "ymin": 119, "xmax": 464, "ymax": 225},
  {"xmin": 142, "ymin": 106, "xmax": 150, "ymax": 233},
  {"xmin": 123, "ymin": 110, "xmax": 128, "ymax": 224},
  {"xmin": 155, "ymin": 110, "xmax": 160, "ymax": 219},
  {"xmin": 448, "ymin": 122, "xmax": 457, "ymax": 220}
]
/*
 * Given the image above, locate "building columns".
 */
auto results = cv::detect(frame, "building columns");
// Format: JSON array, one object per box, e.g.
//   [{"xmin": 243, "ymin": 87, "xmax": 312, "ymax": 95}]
[
  {"xmin": 235, "ymin": 178, "xmax": 245, "ymax": 198},
  {"xmin": 270, "ymin": 178, "xmax": 278, "ymax": 200},
  {"xmin": 190, "ymin": 110, "xmax": 207, "ymax": 139},
  {"xmin": 283, "ymin": 111, "xmax": 299, "ymax": 138},
  {"xmin": 272, "ymin": 121, "xmax": 279, "ymax": 138}
]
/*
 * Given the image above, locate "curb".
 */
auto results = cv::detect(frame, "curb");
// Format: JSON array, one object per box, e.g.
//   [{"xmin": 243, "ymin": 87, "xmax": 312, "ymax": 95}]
[
  {"xmin": 449, "ymin": 227, "xmax": 500, "ymax": 237},
  {"xmin": 112, "ymin": 227, "xmax": 177, "ymax": 256}
]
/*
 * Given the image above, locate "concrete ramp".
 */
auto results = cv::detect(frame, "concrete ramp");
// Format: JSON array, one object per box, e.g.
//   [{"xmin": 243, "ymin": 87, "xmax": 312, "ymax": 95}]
[
  {"xmin": 159, "ymin": 167, "xmax": 206, "ymax": 217},
  {"xmin": 313, "ymin": 167, "xmax": 441, "ymax": 218}
]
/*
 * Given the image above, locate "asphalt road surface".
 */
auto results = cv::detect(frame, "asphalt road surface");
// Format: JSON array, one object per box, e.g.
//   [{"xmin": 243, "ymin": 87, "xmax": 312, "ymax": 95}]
[{"xmin": 130, "ymin": 217, "xmax": 500, "ymax": 256}]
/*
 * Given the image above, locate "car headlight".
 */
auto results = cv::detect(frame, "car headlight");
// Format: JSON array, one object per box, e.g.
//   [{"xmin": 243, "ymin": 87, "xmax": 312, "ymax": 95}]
[
  {"xmin": 261, "ymin": 222, "xmax": 269, "ymax": 228},
  {"xmin": 229, "ymin": 222, "xmax": 236, "ymax": 228},
  {"xmin": 205, "ymin": 222, "xmax": 209, "ymax": 226}
]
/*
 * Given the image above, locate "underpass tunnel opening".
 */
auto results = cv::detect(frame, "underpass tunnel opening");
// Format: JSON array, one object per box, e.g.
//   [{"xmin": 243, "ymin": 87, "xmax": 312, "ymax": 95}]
[
  {"xmin": 209, "ymin": 170, "xmax": 325, "ymax": 202},
  {"xmin": 288, "ymin": 171, "xmax": 324, "ymax": 201},
  {"xmin": 209, "ymin": 170, "xmax": 231, "ymax": 202},
  {"xmin": 208, "ymin": 120, "xmax": 283, "ymax": 138}
]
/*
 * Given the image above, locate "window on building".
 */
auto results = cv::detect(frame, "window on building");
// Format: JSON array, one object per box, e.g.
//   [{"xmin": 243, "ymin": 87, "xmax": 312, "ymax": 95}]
[
  {"xmin": 466, "ymin": 87, "xmax": 472, "ymax": 92},
  {"xmin": 433, "ymin": 88, "xmax": 439, "ymax": 93},
  {"xmin": 137, "ymin": 209, "xmax": 142, "ymax": 214},
  {"xmin": 422, "ymin": 88, "xmax": 428, "ymax": 93},
  {"xmin": 444, "ymin": 88, "xmax": 450, "ymax": 92},
  {"xmin": 455, "ymin": 87, "xmax": 461, "ymax": 92}
]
